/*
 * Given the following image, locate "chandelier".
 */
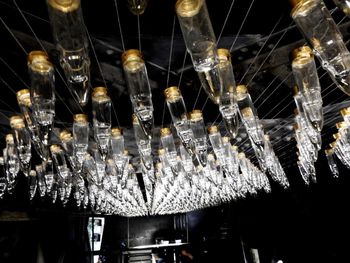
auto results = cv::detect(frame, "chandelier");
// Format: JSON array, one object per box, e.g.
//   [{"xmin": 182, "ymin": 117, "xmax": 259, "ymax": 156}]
[{"xmin": 1, "ymin": 0, "xmax": 350, "ymax": 217}]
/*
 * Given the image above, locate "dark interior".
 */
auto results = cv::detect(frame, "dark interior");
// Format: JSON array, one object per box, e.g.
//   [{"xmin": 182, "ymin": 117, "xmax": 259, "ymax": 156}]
[{"xmin": 1, "ymin": 0, "xmax": 350, "ymax": 262}]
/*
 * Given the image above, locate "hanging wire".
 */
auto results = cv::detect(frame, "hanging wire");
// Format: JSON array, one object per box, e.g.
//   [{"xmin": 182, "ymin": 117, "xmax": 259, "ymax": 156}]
[
  {"xmin": 0, "ymin": 57, "xmax": 30, "ymax": 88},
  {"xmin": 216, "ymin": 0, "xmax": 236, "ymax": 45},
  {"xmin": 161, "ymin": 15, "xmax": 177, "ymax": 128},
  {"xmin": 84, "ymin": 25, "xmax": 120, "ymax": 127},
  {"xmin": 239, "ymin": 15, "xmax": 284, "ymax": 83},
  {"xmin": 113, "ymin": 0, "xmax": 125, "ymax": 51},
  {"xmin": 0, "ymin": 17, "xmax": 28, "ymax": 54},
  {"xmin": 229, "ymin": 0, "xmax": 256, "ymax": 52},
  {"xmin": 137, "ymin": 14, "xmax": 142, "ymax": 52}
]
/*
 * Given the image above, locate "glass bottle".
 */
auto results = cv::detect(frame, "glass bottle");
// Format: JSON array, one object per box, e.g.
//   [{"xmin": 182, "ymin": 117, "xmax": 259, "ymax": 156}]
[
  {"xmin": 217, "ymin": 49, "xmax": 239, "ymax": 139},
  {"xmin": 189, "ymin": 110, "xmax": 208, "ymax": 166},
  {"xmin": 160, "ymin": 127, "xmax": 178, "ymax": 168},
  {"xmin": 236, "ymin": 85, "xmax": 264, "ymax": 145},
  {"xmin": 46, "ymin": 0, "xmax": 91, "ymax": 106},
  {"xmin": 73, "ymin": 113, "xmax": 89, "ymax": 167},
  {"xmin": 291, "ymin": 0, "xmax": 350, "ymax": 95},
  {"xmin": 325, "ymin": 148, "xmax": 339, "ymax": 178},
  {"xmin": 176, "ymin": 0, "xmax": 217, "ymax": 72},
  {"xmin": 164, "ymin": 86, "xmax": 195, "ymax": 155},
  {"xmin": 27, "ymin": 51, "xmax": 55, "ymax": 146},
  {"xmin": 27, "ymin": 51, "xmax": 55, "ymax": 126},
  {"xmin": 4, "ymin": 134, "xmax": 20, "ymax": 194},
  {"xmin": 50, "ymin": 144, "xmax": 70, "ymax": 179},
  {"xmin": 10, "ymin": 116, "xmax": 31, "ymax": 176},
  {"xmin": 291, "ymin": 46, "xmax": 323, "ymax": 130},
  {"xmin": 16, "ymin": 89, "xmax": 48, "ymax": 160},
  {"xmin": 92, "ymin": 87, "xmax": 112, "ymax": 158},
  {"xmin": 122, "ymin": 49, "xmax": 154, "ymax": 139},
  {"xmin": 132, "ymin": 114, "xmax": 152, "ymax": 170}
]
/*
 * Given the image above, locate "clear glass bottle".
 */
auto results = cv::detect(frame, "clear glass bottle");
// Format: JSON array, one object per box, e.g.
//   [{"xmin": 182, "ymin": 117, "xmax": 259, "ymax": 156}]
[
  {"xmin": 122, "ymin": 49, "xmax": 154, "ymax": 139},
  {"xmin": 189, "ymin": 110, "xmax": 208, "ymax": 166},
  {"xmin": 132, "ymin": 114, "xmax": 152, "ymax": 169},
  {"xmin": 50, "ymin": 144, "xmax": 70, "ymax": 179},
  {"xmin": 73, "ymin": 113, "xmax": 89, "ymax": 166},
  {"xmin": 292, "ymin": 46, "xmax": 323, "ymax": 130},
  {"xmin": 217, "ymin": 49, "xmax": 239, "ymax": 139},
  {"xmin": 110, "ymin": 128, "xmax": 126, "ymax": 172},
  {"xmin": 160, "ymin": 128, "xmax": 178, "ymax": 168},
  {"xmin": 10, "ymin": 116, "xmax": 31, "ymax": 176},
  {"xmin": 164, "ymin": 86, "xmax": 195, "ymax": 154},
  {"xmin": 27, "ymin": 51, "xmax": 55, "ymax": 126},
  {"xmin": 16, "ymin": 89, "xmax": 48, "ymax": 160},
  {"xmin": 176, "ymin": 0, "xmax": 218, "ymax": 72},
  {"xmin": 46, "ymin": 0, "xmax": 91, "ymax": 106},
  {"xmin": 236, "ymin": 85, "xmax": 264, "ymax": 145},
  {"xmin": 325, "ymin": 148, "xmax": 339, "ymax": 178},
  {"xmin": 291, "ymin": 0, "xmax": 350, "ymax": 95},
  {"xmin": 92, "ymin": 87, "xmax": 112, "ymax": 158},
  {"xmin": 4, "ymin": 134, "xmax": 20, "ymax": 194},
  {"xmin": 28, "ymin": 170, "xmax": 37, "ymax": 200}
]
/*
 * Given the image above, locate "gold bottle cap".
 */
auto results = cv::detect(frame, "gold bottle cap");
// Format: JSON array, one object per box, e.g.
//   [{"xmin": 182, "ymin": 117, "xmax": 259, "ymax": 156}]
[
  {"xmin": 238, "ymin": 152, "xmax": 245, "ymax": 159},
  {"xmin": 293, "ymin": 123, "xmax": 299, "ymax": 130},
  {"xmin": 241, "ymin": 107, "xmax": 254, "ymax": 118},
  {"xmin": 325, "ymin": 148, "xmax": 334, "ymax": 155},
  {"xmin": 189, "ymin": 109, "xmax": 203, "ymax": 121},
  {"xmin": 29, "ymin": 170, "xmax": 36, "ymax": 177},
  {"xmin": 27, "ymin": 51, "xmax": 53, "ymax": 73},
  {"xmin": 123, "ymin": 150, "xmax": 129, "ymax": 156},
  {"xmin": 92, "ymin": 86, "xmax": 108, "ymax": 97},
  {"xmin": 336, "ymin": 122, "xmax": 346, "ymax": 130},
  {"xmin": 217, "ymin": 48, "xmax": 231, "ymax": 62},
  {"xmin": 175, "ymin": 0, "xmax": 203, "ymax": 18},
  {"xmin": 207, "ymin": 153, "xmax": 215, "ymax": 161},
  {"xmin": 132, "ymin": 114, "xmax": 139, "ymax": 124},
  {"xmin": 340, "ymin": 107, "xmax": 350, "ymax": 117},
  {"xmin": 47, "ymin": 0, "xmax": 80, "ymax": 13},
  {"xmin": 160, "ymin": 127, "xmax": 172, "ymax": 137},
  {"xmin": 158, "ymin": 148, "xmax": 166, "ymax": 156},
  {"xmin": 291, "ymin": 0, "xmax": 315, "ymax": 17},
  {"xmin": 156, "ymin": 162, "xmax": 163, "ymax": 170},
  {"xmin": 92, "ymin": 92, "xmax": 110, "ymax": 103},
  {"xmin": 16, "ymin": 89, "xmax": 32, "ymax": 107},
  {"xmin": 292, "ymin": 46, "xmax": 314, "ymax": 67},
  {"xmin": 231, "ymin": 145, "xmax": 238, "ymax": 151},
  {"xmin": 10, "ymin": 115, "xmax": 25, "ymax": 129},
  {"xmin": 290, "ymin": 0, "xmax": 303, "ymax": 7},
  {"xmin": 5, "ymin": 134, "xmax": 14, "ymax": 144},
  {"xmin": 292, "ymin": 85, "xmax": 299, "ymax": 96},
  {"xmin": 294, "ymin": 108, "xmax": 299, "ymax": 115},
  {"xmin": 164, "ymin": 86, "xmax": 181, "ymax": 102},
  {"xmin": 329, "ymin": 141, "xmax": 337, "ymax": 148},
  {"xmin": 236, "ymin": 84, "xmax": 247, "ymax": 94},
  {"xmin": 107, "ymin": 158, "xmax": 115, "ymax": 166},
  {"xmin": 122, "ymin": 49, "xmax": 144, "ymax": 72},
  {"xmin": 208, "ymin": 125, "xmax": 219, "ymax": 134},
  {"xmin": 50, "ymin": 144, "xmax": 63, "ymax": 153},
  {"xmin": 73, "ymin": 113, "xmax": 88, "ymax": 123},
  {"xmin": 222, "ymin": 136, "xmax": 230, "ymax": 143},
  {"xmin": 111, "ymin": 127, "xmax": 122, "ymax": 137},
  {"xmin": 333, "ymin": 133, "xmax": 341, "ymax": 140},
  {"xmin": 59, "ymin": 130, "xmax": 72, "ymax": 142}
]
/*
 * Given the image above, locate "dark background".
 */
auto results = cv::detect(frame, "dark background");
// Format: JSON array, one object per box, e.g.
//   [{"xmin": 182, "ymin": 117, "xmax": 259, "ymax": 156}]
[{"xmin": 1, "ymin": 0, "xmax": 350, "ymax": 262}]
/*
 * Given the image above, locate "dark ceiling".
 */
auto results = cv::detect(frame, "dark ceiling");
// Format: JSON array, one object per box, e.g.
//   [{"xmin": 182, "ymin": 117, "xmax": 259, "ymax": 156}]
[{"xmin": 0, "ymin": 0, "xmax": 350, "ymax": 169}]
